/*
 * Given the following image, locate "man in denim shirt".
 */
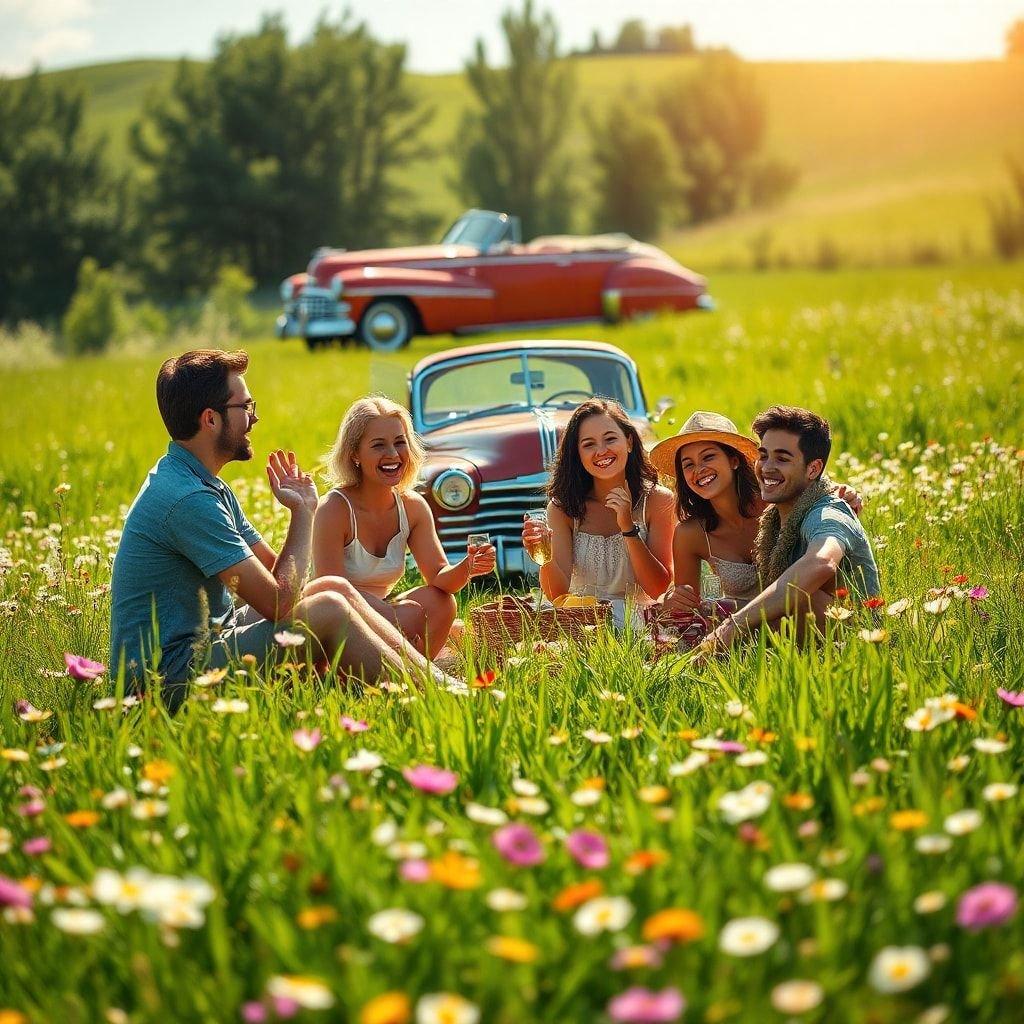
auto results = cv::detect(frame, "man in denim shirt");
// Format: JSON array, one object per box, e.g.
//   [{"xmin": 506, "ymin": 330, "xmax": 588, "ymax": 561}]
[
  {"xmin": 704, "ymin": 405, "xmax": 880, "ymax": 651},
  {"xmin": 111, "ymin": 349, "xmax": 453, "ymax": 709}
]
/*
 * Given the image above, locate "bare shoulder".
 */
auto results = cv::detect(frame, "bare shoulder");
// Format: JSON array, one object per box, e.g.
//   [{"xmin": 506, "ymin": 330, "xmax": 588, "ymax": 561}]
[
  {"xmin": 316, "ymin": 487, "xmax": 348, "ymax": 518},
  {"xmin": 647, "ymin": 485, "xmax": 676, "ymax": 514},
  {"xmin": 547, "ymin": 500, "xmax": 571, "ymax": 527},
  {"xmin": 402, "ymin": 490, "xmax": 433, "ymax": 527},
  {"xmin": 673, "ymin": 517, "xmax": 705, "ymax": 550}
]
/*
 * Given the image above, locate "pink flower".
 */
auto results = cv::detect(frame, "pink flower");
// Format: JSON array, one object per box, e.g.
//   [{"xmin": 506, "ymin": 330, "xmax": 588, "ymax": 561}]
[
  {"xmin": 0, "ymin": 875, "xmax": 33, "ymax": 909},
  {"xmin": 492, "ymin": 822, "xmax": 545, "ymax": 866},
  {"xmin": 566, "ymin": 829, "xmax": 610, "ymax": 870},
  {"xmin": 18, "ymin": 785, "xmax": 42, "ymax": 798},
  {"xmin": 240, "ymin": 1002, "xmax": 268, "ymax": 1023},
  {"xmin": 399, "ymin": 859, "xmax": 432, "ymax": 883},
  {"xmin": 718, "ymin": 741, "xmax": 747, "ymax": 754},
  {"xmin": 956, "ymin": 882, "xmax": 1018, "ymax": 930},
  {"xmin": 968, "ymin": 586, "xmax": 989, "ymax": 601},
  {"xmin": 607, "ymin": 987, "xmax": 686, "ymax": 1023},
  {"xmin": 340, "ymin": 715, "xmax": 369, "ymax": 733},
  {"xmin": 64, "ymin": 652, "xmax": 106, "ymax": 680},
  {"xmin": 996, "ymin": 688, "xmax": 1024, "ymax": 707},
  {"xmin": 17, "ymin": 799, "xmax": 45, "ymax": 818},
  {"xmin": 22, "ymin": 836, "xmax": 51, "ymax": 857},
  {"xmin": 402, "ymin": 764, "xmax": 459, "ymax": 795},
  {"xmin": 291, "ymin": 728, "xmax": 322, "ymax": 752},
  {"xmin": 271, "ymin": 996, "xmax": 299, "ymax": 1019}
]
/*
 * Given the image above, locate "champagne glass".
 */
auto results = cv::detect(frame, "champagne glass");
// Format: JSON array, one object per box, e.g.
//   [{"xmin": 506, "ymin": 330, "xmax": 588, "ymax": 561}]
[
  {"xmin": 467, "ymin": 532, "xmax": 492, "ymax": 575},
  {"xmin": 523, "ymin": 510, "xmax": 551, "ymax": 567}
]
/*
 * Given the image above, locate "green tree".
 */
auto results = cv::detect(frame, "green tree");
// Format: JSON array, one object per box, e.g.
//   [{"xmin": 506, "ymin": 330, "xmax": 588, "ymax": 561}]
[
  {"xmin": 988, "ymin": 154, "xmax": 1024, "ymax": 258},
  {"xmin": 656, "ymin": 25, "xmax": 696, "ymax": 54},
  {"xmin": 61, "ymin": 257, "xmax": 127, "ymax": 354},
  {"xmin": 132, "ymin": 13, "xmax": 431, "ymax": 293},
  {"xmin": 655, "ymin": 52, "xmax": 797, "ymax": 222},
  {"xmin": 588, "ymin": 96, "xmax": 684, "ymax": 238},
  {"xmin": 1006, "ymin": 18, "xmax": 1024, "ymax": 57},
  {"xmin": 0, "ymin": 72, "xmax": 126, "ymax": 324},
  {"xmin": 455, "ymin": 1, "xmax": 575, "ymax": 237},
  {"xmin": 613, "ymin": 19, "xmax": 649, "ymax": 54}
]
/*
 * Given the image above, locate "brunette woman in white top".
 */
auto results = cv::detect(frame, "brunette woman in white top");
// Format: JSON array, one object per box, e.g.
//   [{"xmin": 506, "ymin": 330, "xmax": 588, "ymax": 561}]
[
  {"xmin": 312, "ymin": 396, "xmax": 495, "ymax": 657},
  {"xmin": 522, "ymin": 398, "xmax": 674, "ymax": 627}
]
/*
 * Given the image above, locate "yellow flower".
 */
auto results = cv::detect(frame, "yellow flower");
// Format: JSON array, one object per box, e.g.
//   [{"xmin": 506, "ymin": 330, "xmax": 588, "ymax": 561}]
[
  {"xmin": 890, "ymin": 810, "xmax": 929, "ymax": 831},
  {"xmin": 677, "ymin": 729, "xmax": 700, "ymax": 741},
  {"xmin": 0, "ymin": 1011, "xmax": 29, "ymax": 1024},
  {"xmin": 638, "ymin": 785, "xmax": 670, "ymax": 804},
  {"xmin": 429, "ymin": 851, "xmax": 481, "ymax": 890},
  {"xmin": 359, "ymin": 992, "xmax": 411, "ymax": 1024},
  {"xmin": 142, "ymin": 760, "xmax": 176, "ymax": 785},
  {"xmin": 641, "ymin": 908, "xmax": 705, "ymax": 944},
  {"xmin": 853, "ymin": 797, "xmax": 886, "ymax": 816},
  {"xmin": 794, "ymin": 736, "xmax": 817, "ymax": 752},
  {"xmin": 65, "ymin": 810, "xmax": 101, "ymax": 829},
  {"xmin": 296, "ymin": 905, "xmax": 338, "ymax": 930},
  {"xmin": 1, "ymin": 749, "xmax": 30, "ymax": 762},
  {"xmin": 486, "ymin": 935, "xmax": 539, "ymax": 963}
]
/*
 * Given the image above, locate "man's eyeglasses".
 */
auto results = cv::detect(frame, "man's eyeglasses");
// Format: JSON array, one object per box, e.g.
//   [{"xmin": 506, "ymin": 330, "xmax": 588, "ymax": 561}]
[{"xmin": 221, "ymin": 399, "xmax": 257, "ymax": 420}]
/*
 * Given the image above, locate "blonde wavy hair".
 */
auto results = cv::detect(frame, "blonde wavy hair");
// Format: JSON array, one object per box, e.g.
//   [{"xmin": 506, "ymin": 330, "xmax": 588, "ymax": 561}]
[{"xmin": 325, "ymin": 395, "xmax": 425, "ymax": 492}]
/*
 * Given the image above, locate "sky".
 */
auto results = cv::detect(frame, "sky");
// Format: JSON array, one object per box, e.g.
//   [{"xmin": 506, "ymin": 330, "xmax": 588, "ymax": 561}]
[{"xmin": 1, "ymin": 0, "xmax": 1020, "ymax": 77}]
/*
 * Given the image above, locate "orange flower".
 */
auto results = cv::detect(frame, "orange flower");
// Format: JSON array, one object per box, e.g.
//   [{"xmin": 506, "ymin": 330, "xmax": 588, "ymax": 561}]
[
  {"xmin": 889, "ymin": 810, "xmax": 929, "ymax": 831},
  {"xmin": 748, "ymin": 728, "xmax": 777, "ymax": 744},
  {"xmin": 638, "ymin": 785, "xmax": 670, "ymax": 804},
  {"xmin": 952, "ymin": 702, "xmax": 977, "ymax": 721},
  {"xmin": 359, "ymin": 992, "xmax": 411, "ymax": 1024},
  {"xmin": 581, "ymin": 776, "xmax": 606, "ymax": 791},
  {"xmin": 783, "ymin": 793, "xmax": 815, "ymax": 811},
  {"xmin": 0, "ymin": 1011, "xmax": 29, "ymax": 1024},
  {"xmin": 430, "ymin": 851, "xmax": 481, "ymax": 890},
  {"xmin": 641, "ymin": 908, "xmax": 705, "ymax": 944},
  {"xmin": 142, "ymin": 759, "xmax": 175, "ymax": 785},
  {"xmin": 676, "ymin": 729, "xmax": 700, "ymax": 742},
  {"xmin": 64, "ymin": 810, "xmax": 100, "ymax": 828},
  {"xmin": 835, "ymin": 587, "xmax": 849, "ymax": 599},
  {"xmin": 18, "ymin": 876, "xmax": 42, "ymax": 894},
  {"xmin": 552, "ymin": 879, "xmax": 604, "ymax": 911},
  {"xmin": 862, "ymin": 597, "xmax": 886, "ymax": 609},
  {"xmin": 472, "ymin": 670, "xmax": 497, "ymax": 689},
  {"xmin": 486, "ymin": 935, "xmax": 540, "ymax": 963},
  {"xmin": 853, "ymin": 797, "xmax": 886, "ymax": 816},
  {"xmin": 623, "ymin": 850, "xmax": 668, "ymax": 875},
  {"xmin": 296, "ymin": 905, "xmax": 338, "ymax": 929}
]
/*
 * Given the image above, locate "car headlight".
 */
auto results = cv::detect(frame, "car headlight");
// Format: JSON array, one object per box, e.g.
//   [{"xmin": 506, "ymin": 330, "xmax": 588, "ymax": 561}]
[
  {"xmin": 432, "ymin": 469, "xmax": 475, "ymax": 511},
  {"xmin": 329, "ymin": 276, "xmax": 345, "ymax": 299},
  {"xmin": 280, "ymin": 279, "xmax": 295, "ymax": 301}
]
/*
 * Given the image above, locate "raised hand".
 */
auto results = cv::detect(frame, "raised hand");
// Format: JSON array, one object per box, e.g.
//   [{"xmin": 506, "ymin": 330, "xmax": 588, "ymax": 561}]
[
  {"xmin": 467, "ymin": 542, "xmax": 497, "ymax": 577},
  {"xmin": 267, "ymin": 449, "xmax": 318, "ymax": 515},
  {"xmin": 604, "ymin": 485, "xmax": 634, "ymax": 532},
  {"xmin": 836, "ymin": 484, "xmax": 864, "ymax": 516}
]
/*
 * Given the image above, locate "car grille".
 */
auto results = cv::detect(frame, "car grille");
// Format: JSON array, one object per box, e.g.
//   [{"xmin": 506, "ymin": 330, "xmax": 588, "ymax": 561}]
[
  {"xmin": 437, "ymin": 479, "xmax": 547, "ymax": 548},
  {"xmin": 299, "ymin": 293, "xmax": 337, "ymax": 320}
]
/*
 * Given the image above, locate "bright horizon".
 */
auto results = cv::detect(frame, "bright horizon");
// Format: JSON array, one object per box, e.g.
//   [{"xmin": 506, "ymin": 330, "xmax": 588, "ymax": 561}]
[{"xmin": 1, "ymin": 0, "xmax": 1021, "ymax": 77}]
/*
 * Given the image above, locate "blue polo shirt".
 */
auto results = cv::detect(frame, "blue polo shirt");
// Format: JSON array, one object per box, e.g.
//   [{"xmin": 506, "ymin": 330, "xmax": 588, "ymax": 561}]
[
  {"xmin": 796, "ymin": 495, "xmax": 881, "ymax": 597},
  {"xmin": 110, "ymin": 442, "xmax": 261, "ymax": 685}
]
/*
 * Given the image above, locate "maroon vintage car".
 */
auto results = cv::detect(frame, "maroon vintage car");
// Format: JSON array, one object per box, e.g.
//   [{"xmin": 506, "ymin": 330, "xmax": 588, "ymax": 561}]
[
  {"xmin": 408, "ymin": 338, "xmax": 669, "ymax": 576},
  {"xmin": 279, "ymin": 209, "xmax": 713, "ymax": 351}
]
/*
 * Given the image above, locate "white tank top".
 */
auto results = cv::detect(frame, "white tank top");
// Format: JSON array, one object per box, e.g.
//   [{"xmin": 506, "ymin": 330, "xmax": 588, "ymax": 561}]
[
  {"xmin": 335, "ymin": 490, "xmax": 410, "ymax": 600},
  {"xmin": 569, "ymin": 492, "xmax": 653, "ymax": 607}
]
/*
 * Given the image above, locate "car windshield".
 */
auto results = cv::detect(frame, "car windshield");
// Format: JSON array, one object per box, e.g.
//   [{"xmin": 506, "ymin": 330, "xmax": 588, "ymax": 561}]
[
  {"xmin": 440, "ymin": 211, "xmax": 511, "ymax": 249},
  {"xmin": 417, "ymin": 352, "xmax": 639, "ymax": 427}
]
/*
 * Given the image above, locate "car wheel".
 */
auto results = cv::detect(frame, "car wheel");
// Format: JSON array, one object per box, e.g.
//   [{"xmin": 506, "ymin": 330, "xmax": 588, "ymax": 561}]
[{"xmin": 358, "ymin": 299, "xmax": 415, "ymax": 352}]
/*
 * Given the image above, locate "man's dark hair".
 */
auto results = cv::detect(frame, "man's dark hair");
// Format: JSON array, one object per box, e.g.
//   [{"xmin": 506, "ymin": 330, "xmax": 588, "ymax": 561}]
[
  {"xmin": 751, "ymin": 405, "xmax": 832, "ymax": 469},
  {"xmin": 156, "ymin": 349, "xmax": 249, "ymax": 440},
  {"xmin": 548, "ymin": 398, "xmax": 658, "ymax": 520}
]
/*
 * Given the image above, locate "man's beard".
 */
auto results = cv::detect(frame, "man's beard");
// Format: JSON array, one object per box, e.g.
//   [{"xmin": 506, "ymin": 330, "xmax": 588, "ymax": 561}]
[{"xmin": 216, "ymin": 422, "xmax": 253, "ymax": 462}]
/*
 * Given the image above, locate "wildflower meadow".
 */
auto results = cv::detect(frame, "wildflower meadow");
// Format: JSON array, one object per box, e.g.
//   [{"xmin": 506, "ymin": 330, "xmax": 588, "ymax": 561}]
[{"xmin": 1, "ymin": 265, "xmax": 1022, "ymax": 1023}]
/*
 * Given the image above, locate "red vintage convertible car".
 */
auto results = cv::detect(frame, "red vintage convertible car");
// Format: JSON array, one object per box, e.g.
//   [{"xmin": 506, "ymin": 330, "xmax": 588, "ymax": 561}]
[
  {"xmin": 408, "ymin": 338, "xmax": 670, "ymax": 576},
  {"xmin": 278, "ymin": 209, "xmax": 713, "ymax": 351}
]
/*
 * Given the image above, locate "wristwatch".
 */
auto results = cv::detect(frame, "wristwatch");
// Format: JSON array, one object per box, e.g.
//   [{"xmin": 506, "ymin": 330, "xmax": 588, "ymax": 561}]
[{"xmin": 621, "ymin": 525, "xmax": 640, "ymax": 538}]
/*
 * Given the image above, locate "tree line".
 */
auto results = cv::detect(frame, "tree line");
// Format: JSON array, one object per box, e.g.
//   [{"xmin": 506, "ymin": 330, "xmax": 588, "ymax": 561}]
[{"xmin": 1, "ymin": 2, "xmax": 795, "ymax": 325}]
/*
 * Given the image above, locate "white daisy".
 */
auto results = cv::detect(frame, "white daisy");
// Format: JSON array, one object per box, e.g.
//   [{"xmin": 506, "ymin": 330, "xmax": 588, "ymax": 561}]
[
  {"xmin": 367, "ymin": 908, "xmax": 424, "ymax": 944},
  {"xmin": 914, "ymin": 834, "xmax": 952, "ymax": 855},
  {"xmin": 718, "ymin": 782, "xmax": 773, "ymax": 824},
  {"xmin": 869, "ymin": 946, "xmax": 930, "ymax": 993},
  {"xmin": 211, "ymin": 698, "xmax": 248, "ymax": 714},
  {"xmin": 485, "ymin": 888, "xmax": 528, "ymax": 912},
  {"xmin": 466, "ymin": 802, "xmax": 507, "ymax": 826},
  {"xmin": 572, "ymin": 896, "xmax": 634, "ymax": 936},
  {"xmin": 763, "ymin": 862, "xmax": 816, "ymax": 893},
  {"xmin": 943, "ymin": 809, "xmax": 982, "ymax": 835},
  {"xmin": 52, "ymin": 908, "xmax": 106, "ymax": 935},
  {"xmin": 770, "ymin": 980, "xmax": 824, "ymax": 1014},
  {"xmin": 415, "ymin": 993, "xmax": 479, "ymax": 1024},
  {"xmin": 265, "ymin": 975, "xmax": 335, "ymax": 1010},
  {"xmin": 344, "ymin": 749, "xmax": 384, "ymax": 772},
  {"xmin": 719, "ymin": 916, "xmax": 780, "ymax": 956},
  {"xmin": 982, "ymin": 782, "xmax": 1017, "ymax": 802},
  {"xmin": 668, "ymin": 752, "xmax": 710, "ymax": 776},
  {"xmin": 913, "ymin": 891, "xmax": 947, "ymax": 914}
]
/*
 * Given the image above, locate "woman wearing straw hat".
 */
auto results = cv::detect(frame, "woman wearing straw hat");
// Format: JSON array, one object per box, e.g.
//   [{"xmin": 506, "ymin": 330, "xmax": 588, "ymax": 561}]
[{"xmin": 651, "ymin": 412, "xmax": 861, "ymax": 613}]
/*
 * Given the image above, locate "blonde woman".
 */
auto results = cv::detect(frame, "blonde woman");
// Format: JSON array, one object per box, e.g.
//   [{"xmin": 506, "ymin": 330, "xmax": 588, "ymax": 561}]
[{"xmin": 311, "ymin": 396, "xmax": 495, "ymax": 657}]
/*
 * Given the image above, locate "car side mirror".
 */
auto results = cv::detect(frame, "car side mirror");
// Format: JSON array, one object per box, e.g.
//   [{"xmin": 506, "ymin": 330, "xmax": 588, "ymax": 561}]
[{"xmin": 649, "ymin": 397, "xmax": 675, "ymax": 423}]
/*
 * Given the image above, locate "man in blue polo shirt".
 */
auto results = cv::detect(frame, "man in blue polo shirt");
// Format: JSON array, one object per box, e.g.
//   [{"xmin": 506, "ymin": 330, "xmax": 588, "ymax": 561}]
[
  {"xmin": 110, "ymin": 348, "xmax": 450, "ymax": 709},
  {"xmin": 704, "ymin": 404, "xmax": 880, "ymax": 651}
]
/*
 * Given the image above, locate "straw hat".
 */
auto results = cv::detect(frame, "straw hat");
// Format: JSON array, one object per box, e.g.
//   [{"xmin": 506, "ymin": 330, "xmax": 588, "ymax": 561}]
[{"xmin": 649, "ymin": 411, "xmax": 760, "ymax": 477}]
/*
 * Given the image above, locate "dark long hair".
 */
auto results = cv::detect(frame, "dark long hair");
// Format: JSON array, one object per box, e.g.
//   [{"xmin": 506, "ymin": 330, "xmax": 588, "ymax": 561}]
[
  {"xmin": 674, "ymin": 442, "xmax": 760, "ymax": 532},
  {"xmin": 547, "ymin": 399, "xmax": 658, "ymax": 521}
]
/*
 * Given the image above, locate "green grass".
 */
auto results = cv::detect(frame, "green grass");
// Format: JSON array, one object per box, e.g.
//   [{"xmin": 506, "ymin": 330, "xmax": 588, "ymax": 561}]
[
  {"xmin": 32, "ymin": 56, "xmax": 1024, "ymax": 267},
  {"xmin": 1, "ymin": 265, "xmax": 1023, "ymax": 1022}
]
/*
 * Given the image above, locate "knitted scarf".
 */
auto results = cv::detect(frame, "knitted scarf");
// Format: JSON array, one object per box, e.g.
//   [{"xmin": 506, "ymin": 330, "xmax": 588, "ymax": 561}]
[{"xmin": 755, "ymin": 477, "xmax": 834, "ymax": 586}]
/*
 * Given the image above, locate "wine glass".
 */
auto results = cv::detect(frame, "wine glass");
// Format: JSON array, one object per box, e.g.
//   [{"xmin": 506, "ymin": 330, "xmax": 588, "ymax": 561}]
[{"xmin": 523, "ymin": 510, "xmax": 551, "ymax": 567}]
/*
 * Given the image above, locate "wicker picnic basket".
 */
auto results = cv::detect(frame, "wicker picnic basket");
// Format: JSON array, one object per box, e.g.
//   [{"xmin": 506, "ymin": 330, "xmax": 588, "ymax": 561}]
[{"xmin": 470, "ymin": 595, "xmax": 611, "ymax": 660}]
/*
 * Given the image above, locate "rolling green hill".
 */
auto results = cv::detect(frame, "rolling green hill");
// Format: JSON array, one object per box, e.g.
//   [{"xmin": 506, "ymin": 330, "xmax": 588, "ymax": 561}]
[{"xmin": 35, "ymin": 55, "xmax": 1024, "ymax": 268}]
